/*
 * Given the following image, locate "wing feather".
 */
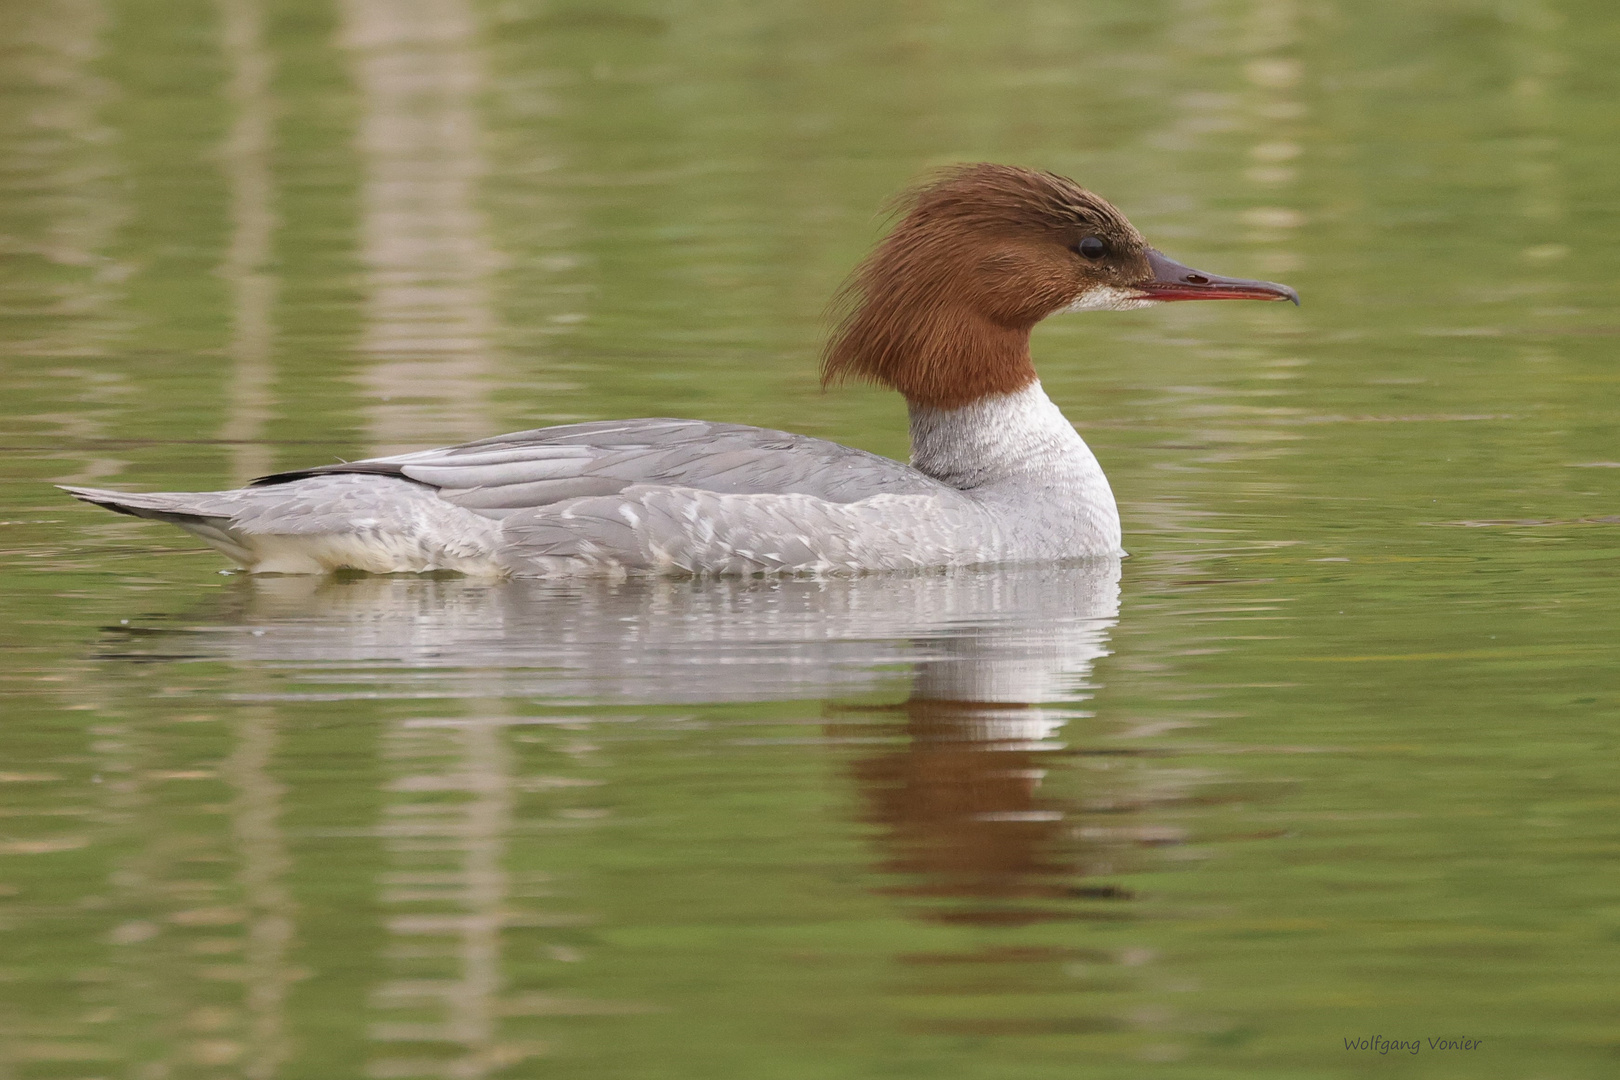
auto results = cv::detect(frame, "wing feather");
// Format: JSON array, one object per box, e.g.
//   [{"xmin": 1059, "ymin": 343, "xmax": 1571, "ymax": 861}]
[
  {"xmin": 251, "ymin": 418, "xmax": 944, "ymax": 517},
  {"xmin": 436, "ymin": 477, "xmax": 630, "ymax": 515},
  {"xmin": 400, "ymin": 457, "xmax": 591, "ymax": 489}
]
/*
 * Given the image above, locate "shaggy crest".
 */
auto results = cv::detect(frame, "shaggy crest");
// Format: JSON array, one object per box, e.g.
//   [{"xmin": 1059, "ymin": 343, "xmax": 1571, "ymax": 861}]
[{"xmin": 822, "ymin": 164, "xmax": 1147, "ymax": 410}]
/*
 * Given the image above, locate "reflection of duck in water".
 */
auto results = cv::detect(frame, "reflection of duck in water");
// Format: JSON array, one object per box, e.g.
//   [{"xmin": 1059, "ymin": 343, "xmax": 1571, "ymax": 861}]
[
  {"xmin": 65, "ymin": 165, "xmax": 1294, "ymax": 576},
  {"xmin": 101, "ymin": 565, "xmax": 1141, "ymax": 926},
  {"xmin": 99, "ymin": 564, "xmax": 1120, "ymax": 708},
  {"xmin": 836, "ymin": 571, "xmax": 1146, "ymax": 927}
]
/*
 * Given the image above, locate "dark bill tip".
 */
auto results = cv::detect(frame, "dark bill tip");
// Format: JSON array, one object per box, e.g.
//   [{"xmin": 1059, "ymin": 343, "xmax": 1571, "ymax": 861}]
[{"xmin": 1139, "ymin": 249, "xmax": 1300, "ymax": 305}]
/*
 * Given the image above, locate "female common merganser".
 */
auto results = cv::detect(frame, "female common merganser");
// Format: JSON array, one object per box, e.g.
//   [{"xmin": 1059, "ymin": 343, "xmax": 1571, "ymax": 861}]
[{"xmin": 63, "ymin": 164, "xmax": 1297, "ymax": 576}]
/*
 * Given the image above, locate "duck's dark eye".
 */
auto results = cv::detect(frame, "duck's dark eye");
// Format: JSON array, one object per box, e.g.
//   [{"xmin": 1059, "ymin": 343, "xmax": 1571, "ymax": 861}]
[{"xmin": 1076, "ymin": 236, "xmax": 1107, "ymax": 260}]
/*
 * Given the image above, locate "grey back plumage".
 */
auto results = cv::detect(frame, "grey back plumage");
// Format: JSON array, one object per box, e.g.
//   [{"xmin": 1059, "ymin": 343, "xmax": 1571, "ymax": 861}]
[{"xmin": 257, "ymin": 419, "xmax": 949, "ymax": 518}]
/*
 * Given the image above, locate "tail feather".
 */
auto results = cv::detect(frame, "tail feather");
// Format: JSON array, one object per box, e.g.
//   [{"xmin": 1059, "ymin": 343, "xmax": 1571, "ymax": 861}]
[
  {"xmin": 59, "ymin": 485, "xmax": 238, "ymax": 522},
  {"xmin": 59, "ymin": 478, "xmax": 505, "ymax": 574},
  {"xmin": 60, "ymin": 485, "xmax": 256, "ymax": 566}
]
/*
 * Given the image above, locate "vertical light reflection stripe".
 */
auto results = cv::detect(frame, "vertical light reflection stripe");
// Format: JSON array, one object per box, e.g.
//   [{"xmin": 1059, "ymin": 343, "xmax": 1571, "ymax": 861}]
[
  {"xmin": 370, "ymin": 715, "xmax": 531, "ymax": 1079},
  {"xmin": 1504, "ymin": 1, "xmax": 1569, "ymax": 410},
  {"xmin": 20, "ymin": 0, "xmax": 131, "ymax": 487},
  {"xmin": 1240, "ymin": 0, "xmax": 1305, "ymax": 277},
  {"xmin": 1125, "ymin": 1, "xmax": 1306, "ymax": 546},
  {"xmin": 339, "ymin": 0, "xmax": 501, "ymax": 457},
  {"xmin": 217, "ymin": 0, "xmax": 278, "ymax": 485},
  {"xmin": 1507, "ymin": 0, "xmax": 1566, "ymax": 229},
  {"xmin": 10, "ymin": 0, "xmax": 124, "ymax": 357},
  {"xmin": 454, "ymin": 717, "xmax": 512, "ymax": 1062},
  {"xmin": 338, "ymin": 13, "xmax": 517, "ymax": 1059},
  {"xmin": 225, "ymin": 702, "xmax": 295, "ymax": 1080}
]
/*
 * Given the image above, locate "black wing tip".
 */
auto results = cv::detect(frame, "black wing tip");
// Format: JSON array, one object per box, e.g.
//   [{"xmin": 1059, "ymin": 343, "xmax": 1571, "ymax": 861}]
[
  {"xmin": 58, "ymin": 486, "xmax": 167, "ymax": 520},
  {"xmin": 249, "ymin": 462, "xmax": 412, "ymax": 487},
  {"xmin": 59, "ymin": 484, "xmax": 122, "ymax": 505}
]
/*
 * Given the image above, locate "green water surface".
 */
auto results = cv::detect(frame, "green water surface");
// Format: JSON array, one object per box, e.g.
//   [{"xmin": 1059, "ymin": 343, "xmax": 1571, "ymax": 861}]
[{"xmin": 2, "ymin": 1, "xmax": 1619, "ymax": 1077}]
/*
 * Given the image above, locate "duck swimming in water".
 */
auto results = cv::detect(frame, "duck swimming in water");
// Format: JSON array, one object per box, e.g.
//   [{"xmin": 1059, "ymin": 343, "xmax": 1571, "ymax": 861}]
[{"xmin": 63, "ymin": 164, "xmax": 1297, "ymax": 576}]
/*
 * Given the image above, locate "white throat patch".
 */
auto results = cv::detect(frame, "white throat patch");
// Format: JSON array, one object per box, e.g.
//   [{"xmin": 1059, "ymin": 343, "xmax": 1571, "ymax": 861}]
[{"xmin": 1061, "ymin": 286, "xmax": 1159, "ymax": 312}]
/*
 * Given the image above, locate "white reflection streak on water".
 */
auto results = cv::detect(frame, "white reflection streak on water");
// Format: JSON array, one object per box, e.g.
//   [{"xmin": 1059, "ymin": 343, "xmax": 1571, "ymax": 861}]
[
  {"xmin": 225, "ymin": 699, "xmax": 295, "ymax": 1079},
  {"xmin": 1241, "ymin": 0, "xmax": 1305, "ymax": 278},
  {"xmin": 370, "ymin": 711, "xmax": 531, "ymax": 1078},
  {"xmin": 340, "ymin": 5, "xmax": 515, "ymax": 1067},
  {"xmin": 8, "ymin": 0, "xmax": 128, "ymax": 1066},
  {"xmin": 1507, "ymin": 0, "xmax": 1566, "ymax": 231},
  {"xmin": 213, "ymin": 7, "xmax": 298, "ymax": 1074},
  {"xmin": 341, "ymin": 0, "xmax": 501, "ymax": 457},
  {"xmin": 218, "ymin": 0, "xmax": 277, "ymax": 486},
  {"xmin": 1132, "ymin": 2, "xmax": 1307, "ymax": 562},
  {"xmin": 22, "ymin": 0, "xmax": 131, "ymax": 488},
  {"xmin": 1506, "ymin": 1, "xmax": 1569, "ymax": 409}
]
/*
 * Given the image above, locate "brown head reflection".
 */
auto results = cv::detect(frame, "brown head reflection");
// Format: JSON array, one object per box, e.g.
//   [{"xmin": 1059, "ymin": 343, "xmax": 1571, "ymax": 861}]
[
  {"xmin": 839, "ymin": 698, "xmax": 1140, "ymax": 926},
  {"xmin": 832, "ymin": 564, "xmax": 1135, "ymax": 926},
  {"xmin": 854, "ymin": 700, "xmax": 1076, "ymax": 904}
]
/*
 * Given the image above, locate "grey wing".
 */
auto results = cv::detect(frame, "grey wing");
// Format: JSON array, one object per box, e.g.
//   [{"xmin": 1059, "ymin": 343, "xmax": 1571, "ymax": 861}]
[{"xmin": 253, "ymin": 419, "xmax": 950, "ymax": 519}]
